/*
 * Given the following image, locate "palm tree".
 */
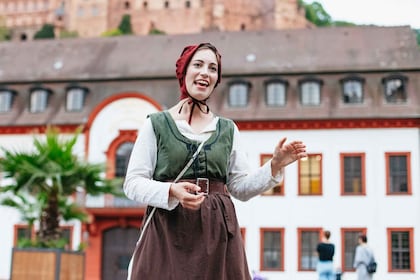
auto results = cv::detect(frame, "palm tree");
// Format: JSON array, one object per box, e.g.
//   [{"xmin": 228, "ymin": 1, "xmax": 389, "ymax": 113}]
[{"xmin": 0, "ymin": 127, "xmax": 120, "ymax": 248}]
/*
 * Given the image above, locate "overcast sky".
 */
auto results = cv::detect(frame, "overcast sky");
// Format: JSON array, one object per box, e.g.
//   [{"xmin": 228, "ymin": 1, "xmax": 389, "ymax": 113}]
[{"xmin": 310, "ymin": 0, "xmax": 420, "ymax": 29}]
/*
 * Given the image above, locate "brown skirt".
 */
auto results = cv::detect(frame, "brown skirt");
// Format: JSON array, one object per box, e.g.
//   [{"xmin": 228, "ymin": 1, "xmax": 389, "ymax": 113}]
[{"xmin": 130, "ymin": 193, "xmax": 251, "ymax": 280}]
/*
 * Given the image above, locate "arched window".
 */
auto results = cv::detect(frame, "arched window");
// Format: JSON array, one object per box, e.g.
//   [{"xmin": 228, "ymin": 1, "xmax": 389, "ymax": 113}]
[
  {"xmin": 0, "ymin": 89, "xmax": 16, "ymax": 113},
  {"xmin": 340, "ymin": 77, "xmax": 364, "ymax": 104},
  {"xmin": 228, "ymin": 80, "xmax": 251, "ymax": 107},
  {"xmin": 298, "ymin": 77, "xmax": 323, "ymax": 106},
  {"xmin": 382, "ymin": 74, "xmax": 408, "ymax": 103},
  {"xmin": 30, "ymin": 86, "xmax": 51, "ymax": 113},
  {"xmin": 115, "ymin": 142, "xmax": 134, "ymax": 177},
  {"xmin": 66, "ymin": 85, "xmax": 88, "ymax": 112},
  {"xmin": 265, "ymin": 78, "xmax": 288, "ymax": 107}
]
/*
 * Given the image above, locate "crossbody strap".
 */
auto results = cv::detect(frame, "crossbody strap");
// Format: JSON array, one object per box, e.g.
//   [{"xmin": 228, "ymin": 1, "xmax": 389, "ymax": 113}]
[{"xmin": 137, "ymin": 140, "xmax": 206, "ymax": 243}]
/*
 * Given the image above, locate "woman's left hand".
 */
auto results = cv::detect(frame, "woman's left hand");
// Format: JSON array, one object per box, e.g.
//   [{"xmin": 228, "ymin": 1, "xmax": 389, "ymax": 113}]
[{"xmin": 271, "ymin": 137, "xmax": 307, "ymax": 176}]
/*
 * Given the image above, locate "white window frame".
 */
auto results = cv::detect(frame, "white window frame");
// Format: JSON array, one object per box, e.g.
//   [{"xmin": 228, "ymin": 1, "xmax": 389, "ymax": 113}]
[
  {"xmin": 0, "ymin": 89, "xmax": 14, "ymax": 113},
  {"xmin": 383, "ymin": 75, "xmax": 408, "ymax": 103},
  {"xmin": 30, "ymin": 88, "xmax": 49, "ymax": 113},
  {"xmin": 299, "ymin": 80, "xmax": 321, "ymax": 106},
  {"xmin": 265, "ymin": 80, "xmax": 287, "ymax": 107},
  {"xmin": 341, "ymin": 78, "xmax": 364, "ymax": 104},
  {"xmin": 66, "ymin": 87, "xmax": 87, "ymax": 112},
  {"xmin": 228, "ymin": 82, "xmax": 249, "ymax": 108}
]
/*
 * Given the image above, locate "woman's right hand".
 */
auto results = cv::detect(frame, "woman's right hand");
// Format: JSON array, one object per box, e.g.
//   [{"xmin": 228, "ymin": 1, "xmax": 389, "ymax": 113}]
[{"xmin": 169, "ymin": 182, "xmax": 206, "ymax": 210}]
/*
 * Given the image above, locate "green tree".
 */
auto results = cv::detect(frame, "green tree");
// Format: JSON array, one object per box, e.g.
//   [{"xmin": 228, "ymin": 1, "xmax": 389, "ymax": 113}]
[
  {"xmin": 0, "ymin": 127, "xmax": 121, "ymax": 248},
  {"xmin": 0, "ymin": 16, "xmax": 10, "ymax": 41},
  {"xmin": 101, "ymin": 28, "xmax": 123, "ymax": 37},
  {"xmin": 415, "ymin": 29, "xmax": 420, "ymax": 46},
  {"xmin": 59, "ymin": 30, "xmax": 79, "ymax": 39},
  {"xmin": 118, "ymin": 14, "xmax": 133, "ymax": 34},
  {"xmin": 302, "ymin": 1, "xmax": 332, "ymax": 27},
  {"xmin": 34, "ymin": 24, "xmax": 55, "ymax": 39},
  {"xmin": 149, "ymin": 28, "xmax": 166, "ymax": 35}
]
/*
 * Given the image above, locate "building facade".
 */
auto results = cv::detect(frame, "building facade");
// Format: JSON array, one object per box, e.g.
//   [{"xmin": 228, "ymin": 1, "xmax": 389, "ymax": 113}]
[
  {"xmin": 0, "ymin": 26, "xmax": 419, "ymax": 279},
  {"xmin": 0, "ymin": 0, "xmax": 310, "ymax": 40}
]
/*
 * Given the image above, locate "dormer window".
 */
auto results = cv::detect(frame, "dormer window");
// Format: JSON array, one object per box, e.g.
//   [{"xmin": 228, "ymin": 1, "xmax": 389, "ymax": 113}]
[
  {"xmin": 228, "ymin": 81, "xmax": 250, "ymax": 107},
  {"xmin": 66, "ymin": 85, "xmax": 88, "ymax": 112},
  {"xmin": 299, "ymin": 78, "xmax": 323, "ymax": 106},
  {"xmin": 382, "ymin": 74, "xmax": 408, "ymax": 103},
  {"xmin": 0, "ymin": 89, "xmax": 15, "ymax": 113},
  {"xmin": 265, "ymin": 79, "xmax": 288, "ymax": 107},
  {"xmin": 340, "ymin": 76, "xmax": 365, "ymax": 104},
  {"xmin": 30, "ymin": 87, "xmax": 51, "ymax": 113}
]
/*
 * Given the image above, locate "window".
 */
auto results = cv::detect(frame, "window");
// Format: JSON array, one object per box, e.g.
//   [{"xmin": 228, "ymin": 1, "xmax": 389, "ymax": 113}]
[
  {"xmin": 265, "ymin": 79, "xmax": 288, "ymax": 107},
  {"xmin": 382, "ymin": 75, "xmax": 408, "ymax": 103},
  {"xmin": 0, "ymin": 89, "xmax": 15, "ymax": 113},
  {"xmin": 66, "ymin": 86, "xmax": 88, "ymax": 112},
  {"xmin": 77, "ymin": 6, "xmax": 84, "ymax": 17},
  {"xmin": 30, "ymin": 87, "xmax": 50, "ymax": 113},
  {"xmin": 341, "ymin": 153, "xmax": 365, "ymax": 195},
  {"xmin": 299, "ymin": 78, "xmax": 322, "ymax": 106},
  {"xmin": 341, "ymin": 228, "xmax": 366, "ymax": 272},
  {"xmin": 115, "ymin": 142, "xmax": 134, "ymax": 177},
  {"xmin": 298, "ymin": 228, "xmax": 321, "ymax": 271},
  {"xmin": 261, "ymin": 228, "xmax": 284, "ymax": 271},
  {"xmin": 228, "ymin": 81, "xmax": 250, "ymax": 107},
  {"xmin": 260, "ymin": 154, "xmax": 283, "ymax": 195},
  {"xmin": 14, "ymin": 224, "xmax": 73, "ymax": 249},
  {"xmin": 388, "ymin": 228, "xmax": 414, "ymax": 272},
  {"xmin": 14, "ymin": 225, "xmax": 33, "ymax": 246},
  {"xmin": 386, "ymin": 152, "xmax": 411, "ymax": 194},
  {"xmin": 341, "ymin": 77, "xmax": 364, "ymax": 104},
  {"xmin": 299, "ymin": 154, "xmax": 322, "ymax": 195}
]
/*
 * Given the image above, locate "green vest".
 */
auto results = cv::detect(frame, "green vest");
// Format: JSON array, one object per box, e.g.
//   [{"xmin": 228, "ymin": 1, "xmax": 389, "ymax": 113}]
[{"xmin": 149, "ymin": 111, "xmax": 234, "ymax": 182}]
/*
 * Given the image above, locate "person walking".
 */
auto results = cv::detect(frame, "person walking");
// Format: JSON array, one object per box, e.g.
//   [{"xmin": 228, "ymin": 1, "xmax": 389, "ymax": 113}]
[
  {"xmin": 354, "ymin": 234, "xmax": 375, "ymax": 280},
  {"xmin": 316, "ymin": 230, "xmax": 335, "ymax": 280},
  {"xmin": 123, "ymin": 42, "xmax": 307, "ymax": 279}
]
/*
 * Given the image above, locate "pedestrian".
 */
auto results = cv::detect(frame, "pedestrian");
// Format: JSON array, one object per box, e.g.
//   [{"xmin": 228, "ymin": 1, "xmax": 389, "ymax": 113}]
[
  {"xmin": 316, "ymin": 230, "xmax": 335, "ymax": 280},
  {"xmin": 353, "ymin": 234, "xmax": 375, "ymax": 280},
  {"xmin": 123, "ymin": 42, "xmax": 307, "ymax": 279}
]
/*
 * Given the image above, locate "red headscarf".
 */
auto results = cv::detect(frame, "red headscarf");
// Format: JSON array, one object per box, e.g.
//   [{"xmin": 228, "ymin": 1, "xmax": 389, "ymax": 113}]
[{"xmin": 175, "ymin": 43, "xmax": 222, "ymax": 100}]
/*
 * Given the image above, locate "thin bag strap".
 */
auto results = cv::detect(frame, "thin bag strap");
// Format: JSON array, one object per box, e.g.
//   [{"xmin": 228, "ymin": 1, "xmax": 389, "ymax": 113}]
[{"xmin": 137, "ymin": 140, "xmax": 206, "ymax": 243}]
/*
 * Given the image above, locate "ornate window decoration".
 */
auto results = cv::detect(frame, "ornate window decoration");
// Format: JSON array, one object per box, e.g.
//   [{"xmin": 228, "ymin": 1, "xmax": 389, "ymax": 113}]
[
  {"xmin": 228, "ymin": 80, "xmax": 251, "ymax": 107},
  {"xmin": 340, "ymin": 76, "xmax": 365, "ymax": 104},
  {"xmin": 298, "ymin": 77, "xmax": 323, "ymax": 106},
  {"xmin": 265, "ymin": 78, "xmax": 288, "ymax": 107},
  {"xmin": 382, "ymin": 74, "xmax": 408, "ymax": 103},
  {"xmin": 66, "ymin": 85, "xmax": 89, "ymax": 112}
]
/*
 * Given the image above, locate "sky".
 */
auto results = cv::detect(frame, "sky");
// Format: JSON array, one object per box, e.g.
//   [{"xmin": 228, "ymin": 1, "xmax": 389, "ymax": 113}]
[{"xmin": 309, "ymin": 0, "xmax": 420, "ymax": 29}]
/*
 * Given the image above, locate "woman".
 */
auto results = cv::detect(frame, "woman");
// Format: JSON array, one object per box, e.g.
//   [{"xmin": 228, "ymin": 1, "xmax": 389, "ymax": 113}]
[
  {"xmin": 354, "ymin": 234, "xmax": 375, "ymax": 280},
  {"xmin": 316, "ymin": 230, "xmax": 335, "ymax": 280},
  {"xmin": 123, "ymin": 43, "xmax": 307, "ymax": 279}
]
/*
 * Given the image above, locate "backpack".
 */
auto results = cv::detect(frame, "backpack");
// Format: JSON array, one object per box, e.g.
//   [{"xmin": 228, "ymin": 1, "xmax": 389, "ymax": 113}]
[{"xmin": 366, "ymin": 260, "xmax": 377, "ymax": 273}]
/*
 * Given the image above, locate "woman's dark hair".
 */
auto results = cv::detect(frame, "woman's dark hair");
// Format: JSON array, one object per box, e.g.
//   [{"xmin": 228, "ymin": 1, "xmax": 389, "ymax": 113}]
[
  {"xmin": 324, "ymin": 230, "xmax": 331, "ymax": 239},
  {"xmin": 359, "ymin": 234, "xmax": 367, "ymax": 243}
]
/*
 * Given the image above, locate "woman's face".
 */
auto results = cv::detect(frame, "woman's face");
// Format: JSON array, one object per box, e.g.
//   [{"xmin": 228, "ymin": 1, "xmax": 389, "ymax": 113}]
[{"xmin": 185, "ymin": 48, "xmax": 219, "ymax": 101}]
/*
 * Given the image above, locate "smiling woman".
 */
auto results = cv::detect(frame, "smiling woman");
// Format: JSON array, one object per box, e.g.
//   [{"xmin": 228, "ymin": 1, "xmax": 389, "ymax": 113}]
[{"xmin": 122, "ymin": 42, "xmax": 307, "ymax": 280}]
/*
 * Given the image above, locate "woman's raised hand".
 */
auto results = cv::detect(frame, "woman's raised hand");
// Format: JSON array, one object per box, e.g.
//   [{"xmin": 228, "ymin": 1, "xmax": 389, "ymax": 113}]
[{"xmin": 271, "ymin": 137, "xmax": 307, "ymax": 176}]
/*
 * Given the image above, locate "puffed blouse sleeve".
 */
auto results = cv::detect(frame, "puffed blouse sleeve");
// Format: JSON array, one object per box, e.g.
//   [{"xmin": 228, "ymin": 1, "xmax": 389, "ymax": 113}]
[
  {"xmin": 123, "ymin": 118, "xmax": 179, "ymax": 210},
  {"xmin": 226, "ymin": 123, "xmax": 283, "ymax": 201}
]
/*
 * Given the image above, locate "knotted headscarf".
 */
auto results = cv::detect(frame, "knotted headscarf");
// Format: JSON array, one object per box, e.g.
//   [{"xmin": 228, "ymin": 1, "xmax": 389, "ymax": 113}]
[{"xmin": 175, "ymin": 43, "xmax": 222, "ymax": 124}]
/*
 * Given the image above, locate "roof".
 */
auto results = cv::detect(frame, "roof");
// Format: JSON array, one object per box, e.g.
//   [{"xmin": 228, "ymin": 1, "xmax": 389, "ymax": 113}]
[{"xmin": 0, "ymin": 26, "xmax": 419, "ymax": 83}]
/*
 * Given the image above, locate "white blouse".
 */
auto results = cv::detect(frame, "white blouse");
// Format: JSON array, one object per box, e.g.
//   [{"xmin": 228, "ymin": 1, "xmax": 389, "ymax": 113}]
[{"xmin": 123, "ymin": 115, "xmax": 283, "ymax": 210}]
